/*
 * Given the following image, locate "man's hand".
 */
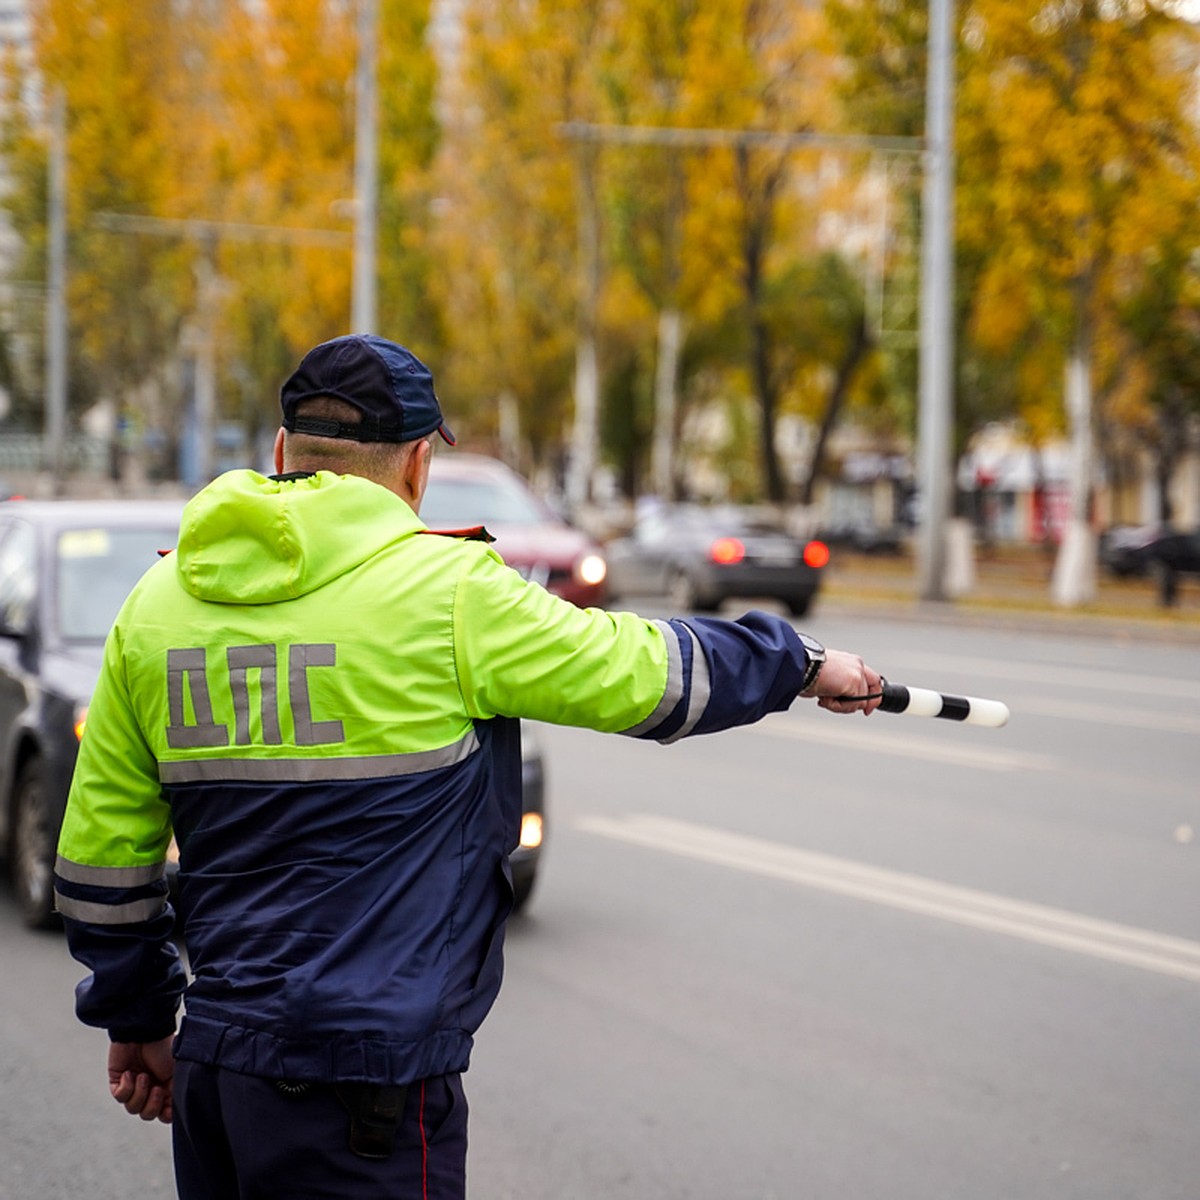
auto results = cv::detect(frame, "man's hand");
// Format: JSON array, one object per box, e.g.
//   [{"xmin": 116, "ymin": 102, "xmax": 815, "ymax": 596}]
[
  {"xmin": 108, "ymin": 1036, "xmax": 175, "ymax": 1124},
  {"xmin": 803, "ymin": 648, "xmax": 883, "ymax": 715}
]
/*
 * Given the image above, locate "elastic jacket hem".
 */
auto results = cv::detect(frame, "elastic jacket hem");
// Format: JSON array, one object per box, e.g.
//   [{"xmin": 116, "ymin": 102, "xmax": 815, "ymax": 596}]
[{"xmin": 174, "ymin": 1011, "xmax": 474, "ymax": 1085}]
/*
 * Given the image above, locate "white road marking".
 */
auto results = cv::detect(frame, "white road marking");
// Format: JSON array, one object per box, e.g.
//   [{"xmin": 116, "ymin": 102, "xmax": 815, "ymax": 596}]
[
  {"xmin": 1003, "ymin": 695, "xmax": 1200, "ymax": 735},
  {"xmin": 751, "ymin": 712, "xmax": 1057, "ymax": 772},
  {"xmin": 580, "ymin": 814, "xmax": 1200, "ymax": 985},
  {"xmin": 879, "ymin": 651, "xmax": 1200, "ymax": 701}
]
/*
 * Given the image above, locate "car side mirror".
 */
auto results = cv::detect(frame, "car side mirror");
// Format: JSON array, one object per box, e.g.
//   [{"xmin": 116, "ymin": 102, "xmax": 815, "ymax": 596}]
[{"xmin": 0, "ymin": 603, "xmax": 32, "ymax": 639}]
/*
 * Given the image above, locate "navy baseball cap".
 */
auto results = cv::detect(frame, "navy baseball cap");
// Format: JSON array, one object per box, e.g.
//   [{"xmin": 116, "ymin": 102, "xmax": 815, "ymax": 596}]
[{"xmin": 281, "ymin": 334, "xmax": 455, "ymax": 445}]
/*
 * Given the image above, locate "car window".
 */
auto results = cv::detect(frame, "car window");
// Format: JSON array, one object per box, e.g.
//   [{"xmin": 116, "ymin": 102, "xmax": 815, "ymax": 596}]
[
  {"xmin": 634, "ymin": 512, "xmax": 677, "ymax": 546},
  {"xmin": 56, "ymin": 526, "xmax": 174, "ymax": 641},
  {"xmin": 421, "ymin": 474, "xmax": 549, "ymax": 527},
  {"xmin": 0, "ymin": 519, "xmax": 37, "ymax": 633}
]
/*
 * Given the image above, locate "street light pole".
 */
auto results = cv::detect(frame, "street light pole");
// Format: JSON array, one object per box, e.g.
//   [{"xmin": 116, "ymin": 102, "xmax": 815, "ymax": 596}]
[
  {"xmin": 45, "ymin": 87, "xmax": 68, "ymax": 494},
  {"xmin": 352, "ymin": 0, "xmax": 379, "ymax": 334},
  {"xmin": 915, "ymin": 0, "xmax": 957, "ymax": 601}
]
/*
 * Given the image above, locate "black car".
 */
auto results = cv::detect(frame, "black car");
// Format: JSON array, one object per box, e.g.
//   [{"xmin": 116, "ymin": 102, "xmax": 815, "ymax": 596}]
[
  {"xmin": 0, "ymin": 499, "xmax": 186, "ymax": 927},
  {"xmin": 0, "ymin": 498, "xmax": 547, "ymax": 928},
  {"xmin": 815, "ymin": 518, "xmax": 905, "ymax": 556},
  {"xmin": 1100, "ymin": 523, "xmax": 1200, "ymax": 604},
  {"xmin": 605, "ymin": 503, "xmax": 828, "ymax": 616}
]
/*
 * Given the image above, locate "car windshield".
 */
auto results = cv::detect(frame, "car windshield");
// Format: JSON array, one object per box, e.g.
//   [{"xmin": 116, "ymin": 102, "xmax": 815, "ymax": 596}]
[
  {"xmin": 642, "ymin": 506, "xmax": 786, "ymax": 538},
  {"xmin": 421, "ymin": 474, "xmax": 550, "ymax": 527},
  {"xmin": 56, "ymin": 526, "xmax": 174, "ymax": 641}
]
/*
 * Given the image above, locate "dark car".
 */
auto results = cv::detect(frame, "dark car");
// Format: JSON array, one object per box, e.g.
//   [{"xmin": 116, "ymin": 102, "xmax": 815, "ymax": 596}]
[
  {"xmin": 1100, "ymin": 523, "xmax": 1200, "ymax": 604},
  {"xmin": 0, "ymin": 497, "xmax": 548, "ymax": 928},
  {"xmin": 0, "ymin": 499, "xmax": 186, "ymax": 927},
  {"xmin": 1099, "ymin": 524, "xmax": 1162, "ymax": 577},
  {"xmin": 421, "ymin": 453, "xmax": 608, "ymax": 609},
  {"xmin": 604, "ymin": 504, "xmax": 828, "ymax": 616},
  {"xmin": 816, "ymin": 518, "xmax": 905, "ymax": 556}
]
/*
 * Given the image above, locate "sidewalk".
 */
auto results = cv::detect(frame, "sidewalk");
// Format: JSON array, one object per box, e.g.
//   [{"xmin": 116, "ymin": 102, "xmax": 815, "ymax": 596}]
[{"xmin": 819, "ymin": 545, "xmax": 1200, "ymax": 644}]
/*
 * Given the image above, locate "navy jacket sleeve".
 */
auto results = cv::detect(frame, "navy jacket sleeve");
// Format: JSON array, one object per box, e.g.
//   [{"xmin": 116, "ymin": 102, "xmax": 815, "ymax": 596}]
[{"xmin": 626, "ymin": 611, "xmax": 811, "ymax": 743}]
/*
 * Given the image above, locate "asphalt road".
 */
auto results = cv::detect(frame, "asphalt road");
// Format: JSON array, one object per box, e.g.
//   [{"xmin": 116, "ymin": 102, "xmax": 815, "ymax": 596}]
[{"xmin": 2, "ymin": 608, "xmax": 1197, "ymax": 1199}]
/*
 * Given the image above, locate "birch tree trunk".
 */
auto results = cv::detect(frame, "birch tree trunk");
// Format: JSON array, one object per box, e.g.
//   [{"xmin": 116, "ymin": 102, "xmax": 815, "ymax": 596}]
[
  {"xmin": 567, "ymin": 143, "xmax": 601, "ymax": 510},
  {"xmin": 1051, "ymin": 305, "xmax": 1098, "ymax": 607},
  {"xmin": 651, "ymin": 307, "xmax": 683, "ymax": 499}
]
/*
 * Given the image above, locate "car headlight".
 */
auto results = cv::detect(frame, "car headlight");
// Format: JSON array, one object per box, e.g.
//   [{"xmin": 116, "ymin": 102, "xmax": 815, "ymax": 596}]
[
  {"xmin": 519, "ymin": 812, "xmax": 544, "ymax": 850},
  {"xmin": 575, "ymin": 553, "xmax": 607, "ymax": 586}
]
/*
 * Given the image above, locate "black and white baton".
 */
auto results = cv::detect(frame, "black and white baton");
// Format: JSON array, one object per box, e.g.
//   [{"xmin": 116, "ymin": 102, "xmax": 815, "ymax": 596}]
[{"xmin": 877, "ymin": 679, "xmax": 1009, "ymax": 728}]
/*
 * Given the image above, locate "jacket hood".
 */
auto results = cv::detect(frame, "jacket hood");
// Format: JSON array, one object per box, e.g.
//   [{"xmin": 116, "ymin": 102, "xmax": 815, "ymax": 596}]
[{"xmin": 175, "ymin": 470, "xmax": 422, "ymax": 604}]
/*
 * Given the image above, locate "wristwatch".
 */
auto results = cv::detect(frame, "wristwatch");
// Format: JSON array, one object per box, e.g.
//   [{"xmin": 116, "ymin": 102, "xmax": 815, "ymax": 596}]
[{"xmin": 798, "ymin": 633, "xmax": 826, "ymax": 694}]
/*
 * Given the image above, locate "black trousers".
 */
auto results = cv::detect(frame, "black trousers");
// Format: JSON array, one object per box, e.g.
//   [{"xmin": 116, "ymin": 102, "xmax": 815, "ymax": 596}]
[{"xmin": 173, "ymin": 1060, "xmax": 468, "ymax": 1199}]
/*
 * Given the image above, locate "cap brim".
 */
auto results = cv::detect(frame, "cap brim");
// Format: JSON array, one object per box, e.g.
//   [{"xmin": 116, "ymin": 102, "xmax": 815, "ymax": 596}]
[{"xmin": 437, "ymin": 423, "xmax": 456, "ymax": 446}]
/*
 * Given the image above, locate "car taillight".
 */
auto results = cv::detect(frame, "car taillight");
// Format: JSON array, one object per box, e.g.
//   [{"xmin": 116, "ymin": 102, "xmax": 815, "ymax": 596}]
[
  {"xmin": 575, "ymin": 553, "xmax": 608, "ymax": 586},
  {"xmin": 803, "ymin": 540, "xmax": 830, "ymax": 569},
  {"xmin": 710, "ymin": 537, "xmax": 745, "ymax": 564},
  {"xmin": 74, "ymin": 705, "xmax": 88, "ymax": 742}
]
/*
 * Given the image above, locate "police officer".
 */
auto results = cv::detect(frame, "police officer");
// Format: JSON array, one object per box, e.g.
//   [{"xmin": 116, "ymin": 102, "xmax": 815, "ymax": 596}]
[{"xmin": 55, "ymin": 334, "xmax": 883, "ymax": 1199}]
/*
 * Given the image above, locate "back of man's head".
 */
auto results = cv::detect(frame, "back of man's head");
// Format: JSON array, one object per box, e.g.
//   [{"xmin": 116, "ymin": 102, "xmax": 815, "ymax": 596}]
[
  {"xmin": 277, "ymin": 334, "xmax": 454, "ymax": 489},
  {"xmin": 280, "ymin": 335, "xmax": 454, "ymax": 447},
  {"xmin": 280, "ymin": 395, "xmax": 411, "ymax": 482},
  {"xmin": 277, "ymin": 335, "xmax": 453, "ymax": 500}
]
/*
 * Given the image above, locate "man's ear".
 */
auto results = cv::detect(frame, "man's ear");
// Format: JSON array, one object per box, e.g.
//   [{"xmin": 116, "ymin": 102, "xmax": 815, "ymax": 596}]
[
  {"xmin": 405, "ymin": 438, "xmax": 433, "ymax": 511},
  {"xmin": 273, "ymin": 427, "xmax": 286, "ymax": 474}
]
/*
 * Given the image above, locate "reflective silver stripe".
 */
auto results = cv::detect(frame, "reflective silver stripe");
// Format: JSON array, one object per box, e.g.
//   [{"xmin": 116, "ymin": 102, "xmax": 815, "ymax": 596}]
[
  {"xmin": 55, "ymin": 856, "xmax": 165, "ymax": 888},
  {"xmin": 54, "ymin": 893, "xmax": 166, "ymax": 924},
  {"xmin": 228, "ymin": 644, "xmax": 282, "ymax": 745},
  {"xmin": 290, "ymin": 643, "xmax": 345, "ymax": 746},
  {"xmin": 621, "ymin": 620, "xmax": 685, "ymax": 738},
  {"xmin": 158, "ymin": 730, "xmax": 481, "ymax": 784},
  {"xmin": 166, "ymin": 647, "xmax": 229, "ymax": 748},
  {"xmin": 658, "ymin": 623, "xmax": 710, "ymax": 744}
]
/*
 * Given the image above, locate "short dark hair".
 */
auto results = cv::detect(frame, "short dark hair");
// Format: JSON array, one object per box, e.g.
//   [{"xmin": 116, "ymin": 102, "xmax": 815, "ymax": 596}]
[{"xmin": 282, "ymin": 397, "xmax": 415, "ymax": 478}]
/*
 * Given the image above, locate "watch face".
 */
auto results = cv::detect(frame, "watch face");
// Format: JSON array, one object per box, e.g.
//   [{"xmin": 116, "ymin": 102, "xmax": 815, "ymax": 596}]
[{"xmin": 799, "ymin": 633, "xmax": 824, "ymax": 656}]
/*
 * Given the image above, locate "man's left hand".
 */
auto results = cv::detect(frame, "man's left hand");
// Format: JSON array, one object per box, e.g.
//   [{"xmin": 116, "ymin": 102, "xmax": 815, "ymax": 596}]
[{"xmin": 108, "ymin": 1036, "xmax": 175, "ymax": 1124}]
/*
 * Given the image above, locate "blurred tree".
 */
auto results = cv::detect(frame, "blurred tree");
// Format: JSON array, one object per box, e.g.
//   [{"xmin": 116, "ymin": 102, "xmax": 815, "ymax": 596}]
[
  {"xmin": 3, "ymin": 0, "xmax": 193, "ymax": 436},
  {"xmin": 441, "ymin": 0, "xmax": 880, "ymax": 505},
  {"xmin": 2, "ymin": 1, "xmax": 442, "ymax": 468},
  {"xmin": 599, "ymin": 0, "xmax": 699, "ymax": 501},
  {"xmin": 828, "ymin": 0, "xmax": 1200, "ymax": 567},
  {"xmin": 825, "ymin": 0, "xmax": 927, "ymax": 431},
  {"xmin": 957, "ymin": 0, "xmax": 1200, "ymax": 599},
  {"xmin": 1110, "ymin": 238, "xmax": 1200, "ymax": 525},
  {"xmin": 434, "ymin": 0, "xmax": 613, "ymax": 472},
  {"xmin": 198, "ymin": 0, "xmax": 348, "ymax": 432},
  {"xmin": 197, "ymin": 0, "xmax": 441, "ymax": 435},
  {"xmin": 376, "ymin": 0, "xmax": 442, "ymax": 359},
  {"xmin": 679, "ymin": 0, "xmax": 849, "ymax": 503}
]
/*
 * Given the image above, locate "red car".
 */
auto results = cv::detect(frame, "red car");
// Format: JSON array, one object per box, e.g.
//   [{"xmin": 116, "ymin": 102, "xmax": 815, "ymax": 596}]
[{"xmin": 421, "ymin": 453, "xmax": 608, "ymax": 609}]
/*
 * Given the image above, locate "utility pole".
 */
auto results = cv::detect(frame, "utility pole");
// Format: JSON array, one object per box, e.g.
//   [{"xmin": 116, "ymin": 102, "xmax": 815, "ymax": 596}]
[
  {"xmin": 191, "ymin": 235, "xmax": 220, "ymax": 485},
  {"xmin": 915, "ymin": 0, "xmax": 957, "ymax": 601},
  {"xmin": 45, "ymin": 87, "xmax": 68, "ymax": 494},
  {"xmin": 352, "ymin": 0, "xmax": 379, "ymax": 334},
  {"xmin": 565, "ymin": 141, "xmax": 601, "ymax": 511}
]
